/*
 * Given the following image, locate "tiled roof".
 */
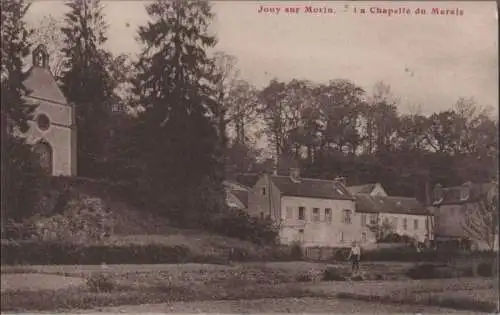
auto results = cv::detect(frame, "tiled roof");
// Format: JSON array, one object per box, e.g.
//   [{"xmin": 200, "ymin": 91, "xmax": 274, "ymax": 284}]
[
  {"xmin": 22, "ymin": 66, "xmax": 68, "ymax": 105},
  {"xmin": 355, "ymin": 195, "xmax": 429, "ymax": 216},
  {"xmin": 270, "ymin": 176, "xmax": 354, "ymax": 200},
  {"xmin": 436, "ymin": 182, "xmax": 494, "ymax": 206},
  {"xmin": 347, "ymin": 183, "xmax": 376, "ymax": 195},
  {"xmin": 223, "ymin": 180, "xmax": 251, "ymax": 191},
  {"xmin": 226, "ymin": 190, "xmax": 245, "ymax": 209},
  {"xmin": 234, "ymin": 173, "xmax": 260, "ymax": 188},
  {"xmin": 231, "ymin": 189, "xmax": 249, "ymax": 208}
]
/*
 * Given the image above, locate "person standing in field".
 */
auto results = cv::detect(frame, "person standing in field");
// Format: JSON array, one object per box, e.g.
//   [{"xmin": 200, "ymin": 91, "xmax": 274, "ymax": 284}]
[{"xmin": 347, "ymin": 241, "xmax": 361, "ymax": 274}]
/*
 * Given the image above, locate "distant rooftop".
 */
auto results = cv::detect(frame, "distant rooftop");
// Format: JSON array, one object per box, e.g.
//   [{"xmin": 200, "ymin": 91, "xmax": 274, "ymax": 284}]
[
  {"xmin": 434, "ymin": 182, "xmax": 495, "ymax": 206},
  {"xmin": 347, "ymin": 183, "xmax": 377, "ymax": 195},
  {"xmin": 355, "ymin": 195, "xmax": 429, "ymax": 216}
]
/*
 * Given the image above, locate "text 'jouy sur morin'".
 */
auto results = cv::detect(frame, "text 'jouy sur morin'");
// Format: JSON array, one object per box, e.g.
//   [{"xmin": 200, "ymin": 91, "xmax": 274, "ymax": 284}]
[{"xmin": 257, "ymin": 5, "xmax": 465, "ymax": 16}]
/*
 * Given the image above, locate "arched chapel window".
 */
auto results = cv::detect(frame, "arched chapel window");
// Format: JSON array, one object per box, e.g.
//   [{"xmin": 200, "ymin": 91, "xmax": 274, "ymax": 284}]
[{"xmin": 33, "ymin": 141, "xmax": 53, "ymax": 175}]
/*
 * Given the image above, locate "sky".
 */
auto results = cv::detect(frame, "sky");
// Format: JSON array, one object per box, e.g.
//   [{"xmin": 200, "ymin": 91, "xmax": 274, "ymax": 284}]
[{"xmin": 25, "ymin": 1, "xmax": 498, "ymax": 116}]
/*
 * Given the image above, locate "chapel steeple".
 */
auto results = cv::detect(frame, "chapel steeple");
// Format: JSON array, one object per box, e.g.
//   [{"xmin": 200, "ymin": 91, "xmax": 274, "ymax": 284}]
[{"xmin": 32, "ymin": 44, "xmax": 49, "ymax": 68}]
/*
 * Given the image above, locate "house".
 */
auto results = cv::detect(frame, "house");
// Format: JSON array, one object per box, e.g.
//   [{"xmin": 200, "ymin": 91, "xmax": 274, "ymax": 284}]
[
  {"xmin": 238, "ymin": 169, "xmax": 357, "ymax": 247},
  {"xmin": 431, "ymin": 181, "xmax": 498, "ymax": 251},
  {"xmin": 21, "ymin": 44, "xmax": 77, "ymax": 176},
  {"xmin": 347, "ymin": 182, "xmax": 432, "ymax": 244},
  {"xmin": 354, "ymin": 195, "xmax": 432, "ymax": 244}
]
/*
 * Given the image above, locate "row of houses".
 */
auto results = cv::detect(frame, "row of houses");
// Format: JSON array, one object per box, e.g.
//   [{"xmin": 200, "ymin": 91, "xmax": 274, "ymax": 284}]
[{"xmin": 224, "ymin": 168, "xmax": 498, "ymax": 250}]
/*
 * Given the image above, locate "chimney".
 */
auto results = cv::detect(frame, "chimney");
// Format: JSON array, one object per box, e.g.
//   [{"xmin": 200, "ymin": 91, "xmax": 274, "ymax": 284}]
[
  {"xmin": 290, "ymin": 168, "xmax": 300, "ymax": 182},
  {"xmin": 334, "ymin": 176, "xmax": 347, "ymax": 187}
]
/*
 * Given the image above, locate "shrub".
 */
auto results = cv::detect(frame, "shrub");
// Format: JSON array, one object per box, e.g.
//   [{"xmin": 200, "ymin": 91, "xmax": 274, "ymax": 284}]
[
  {"xmin": 264, "ymin": 245, "xmax": 297, "ymax": 261},
  {"xmin": 362, "ymin": 247, "xmax": 441, "ymax": 262},
  {"xmin": 290, "ymin": 241, "xmax": 303, "ymax": 260},
  {"xmin": 477, "ymin": 262, "xmax": 494, "ymax": 277},
  {"xmin": 31, "ymin": 195, "xmax": 114, "ymax": 244},
  {"xmin": 86, "ymin": 273, "xmax": 115, "ymax": 292},
  {"xmin": 1, "ymin": 135, "xmax": 49, "ymax": 224},
  {"xmin": 332, "ymin": 248, "xmax": 350, "ymax": 261},
  {"xmin": 379, "ymin": 232, "xmax": 402, "ymax": 243},
  {"xmin": 296, "ymin": 273, "xmax": 312, "ymax": 282},
  {"xmin": 209, "ymin": 209, "xmax": 278, "ymax": 245},
  {"xmin": 228, "ymin": 247, "xmax": 250, "ymax": 262},
  {"xmin": 406, "ymin": 263, "xmax": 454, "ymax": 279},
  {"xmin": 460, "ymin": 266, "xmax": 474, "ymax": 277},
  {"xmin": 0, "ymin": 241, "xmax": 192, "ymax": 265},
  {"xmin": 2, "ymin": 219, "xmax": 38, "ymax": 240},
  {"xmin": 322, "ymin": 267, "xmax": 346, "ymax": 281}
]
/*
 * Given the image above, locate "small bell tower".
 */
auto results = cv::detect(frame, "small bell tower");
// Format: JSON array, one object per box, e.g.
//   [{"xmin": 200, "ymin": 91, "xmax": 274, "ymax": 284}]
[{"xmin": 32, "ymin": 44, "xmax": 49, "ymax": 68}]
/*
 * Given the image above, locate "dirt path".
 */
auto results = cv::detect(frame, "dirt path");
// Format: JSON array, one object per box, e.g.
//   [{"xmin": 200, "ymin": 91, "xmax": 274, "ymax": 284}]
[
  {"xmin": 1, "ymin": 273, "xmax": 86, "ymax": 292},
  {"xmin": 83, "ymin": 297, "xmax": 480, "ymax": 314}
]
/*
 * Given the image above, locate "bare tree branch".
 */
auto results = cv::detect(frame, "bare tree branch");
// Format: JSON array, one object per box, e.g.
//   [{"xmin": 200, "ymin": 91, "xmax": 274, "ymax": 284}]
[{"xmin": 461, "ymin": 184, "xmax": 498, "ymax": 251}]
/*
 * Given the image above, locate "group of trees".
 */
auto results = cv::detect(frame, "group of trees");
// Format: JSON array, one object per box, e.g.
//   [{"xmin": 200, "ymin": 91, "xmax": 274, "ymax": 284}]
[
  {"xmin": 2, "ymin": 0, "xmax": 497, "ymax": 234},
  {"xmin": 256, "ymin": 80, "xmax": 498, "ymax": 202},
  {"xmin": 1, "ymin": 0, "xmax": 231, "ymax": 229}
]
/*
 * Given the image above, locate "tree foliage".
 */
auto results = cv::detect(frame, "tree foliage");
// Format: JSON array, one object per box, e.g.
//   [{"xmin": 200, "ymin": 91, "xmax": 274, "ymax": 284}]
[
  {"xmin": 1, "ymin": 0, "xmax": 35, "ymax": 134},
  {"xmin": 1, "ymin": 0, "xmax": 47, "ymax": 224},
  {"xmin": 128, "ymin": 0, "xmax": 224, "ymax": 225},
  {"xmin": 256, "ymin": 77, "xmax": 497, "ymax": 200},
  {"xmin": 462, "ymin": 184, "xmax": 499, "ymax": 251},
  {"xmin": 60, "ymin": 0, "xmax": 115, "ymax": 177}
]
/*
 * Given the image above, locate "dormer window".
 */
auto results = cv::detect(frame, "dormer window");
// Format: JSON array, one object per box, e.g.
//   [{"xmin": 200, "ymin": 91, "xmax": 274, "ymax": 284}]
[{"xmin": 460, "ymin": 188, "xmax": 469, "ymax": 201}]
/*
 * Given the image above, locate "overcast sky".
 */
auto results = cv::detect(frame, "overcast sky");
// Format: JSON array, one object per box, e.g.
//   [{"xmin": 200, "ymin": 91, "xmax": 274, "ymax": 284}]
[{"xmin": 26, "ymin": 1, "xmax": 498, "ymax": 116}]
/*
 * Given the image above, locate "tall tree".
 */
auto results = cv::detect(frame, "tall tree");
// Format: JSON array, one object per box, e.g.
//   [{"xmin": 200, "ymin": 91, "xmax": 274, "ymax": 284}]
[
  {"xmin": 1, "ymin": 0, "xmax": 35, "ymax": 134},
  {"xmin": 132, "ymin": 0, "xmax": 223, "ymax": 225},
  {"xmin": 461, "ymin": 184, "xmax": 498, "ymax": 252},
  {"xmin": 1, "ymin": 0, "xmax": 46, "ymax": 223},
  {"xmin": 259, "ymin": 79, "xmax": 288, "ymax": 171},
  {"xmin": 213, "ymin": 51, "xmax": 239, "ymax": 152},
  {"xmin": 60, "ymin": 0, "xmax": 115, "ymax": 177},
  {"xmin": 359, "ymin": 82, "xmax": 400, "ymax": 155},
  {"xmin": 315, "ymin": 79, "xmax": 364, "ymax": 155},
  {"xmin": 226, "ymin": 79, "xmax": 259, "ymax": 145}
]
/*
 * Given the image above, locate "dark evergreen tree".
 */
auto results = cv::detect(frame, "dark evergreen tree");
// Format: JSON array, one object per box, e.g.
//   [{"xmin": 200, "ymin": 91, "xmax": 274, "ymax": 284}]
[
  {"xmin": 1, "ymin": 0, "xmax": 35, "ymax": 134},
  {"xmin": 1, "ymin": 0, "xmax": 46, "ymax": 223},
  {"xmin": 60, "ymin": 0, "xmax": 115, "ymax": 177},
  {"xmin": 131, "ymin": 0, "xmax": 224, "ymax": 225}
]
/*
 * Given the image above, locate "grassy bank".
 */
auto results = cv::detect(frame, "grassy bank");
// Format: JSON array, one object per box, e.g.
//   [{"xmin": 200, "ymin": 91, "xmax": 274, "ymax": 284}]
[
  {"xmin": 1, "ymin": 282, "xmax": 324, "ymax": 312},
  {"xmin": 335, "ymin": 278, "xmax": 499, "ymax": 313}
]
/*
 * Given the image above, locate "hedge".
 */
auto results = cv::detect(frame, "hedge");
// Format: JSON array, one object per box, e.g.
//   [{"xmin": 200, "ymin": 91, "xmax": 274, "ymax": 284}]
[
  {"xmin": 2, "ymin": 240, "xmax": 496, "ymax": 265},
  {"xmin": 328, "ymin": 247, "xmax": 496, "ymax": 263},
  {"xmin": 1, "ymin": 241, "xmax": 192, "ymax": 265},
  {"xmin": 0, "ymin": 240, "xmax": 304, "ymax": 265}
]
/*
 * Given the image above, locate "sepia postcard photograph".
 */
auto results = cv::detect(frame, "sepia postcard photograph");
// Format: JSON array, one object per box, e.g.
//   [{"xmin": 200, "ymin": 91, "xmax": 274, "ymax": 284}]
[{"xmin": 1, "ymin": 0, "xmax": 499, "ymax": 313}]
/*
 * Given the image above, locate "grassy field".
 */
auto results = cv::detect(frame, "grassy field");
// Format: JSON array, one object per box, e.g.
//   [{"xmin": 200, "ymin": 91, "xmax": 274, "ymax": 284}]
[
  {"xmin": 331, "ymin": 278, "xmax": 499, "ymax": 313},
  {"xmin": 80, "ymin": 297, "xmax": 481, "ymax": 314},
  {"xmin": 1, "ymin": 261, "xmax": 498, "ymax": 313}
]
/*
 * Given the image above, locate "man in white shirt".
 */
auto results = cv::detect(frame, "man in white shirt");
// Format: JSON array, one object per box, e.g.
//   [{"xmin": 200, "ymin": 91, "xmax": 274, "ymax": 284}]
[{"xmin": 347, "ymin": 241, "xmax": 361, "ymax": 274}]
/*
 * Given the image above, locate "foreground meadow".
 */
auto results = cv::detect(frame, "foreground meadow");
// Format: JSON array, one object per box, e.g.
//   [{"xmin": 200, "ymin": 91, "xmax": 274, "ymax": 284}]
[{"xmin": 1, "ymin": 261, "xmax": 498, "ymax": 313}]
